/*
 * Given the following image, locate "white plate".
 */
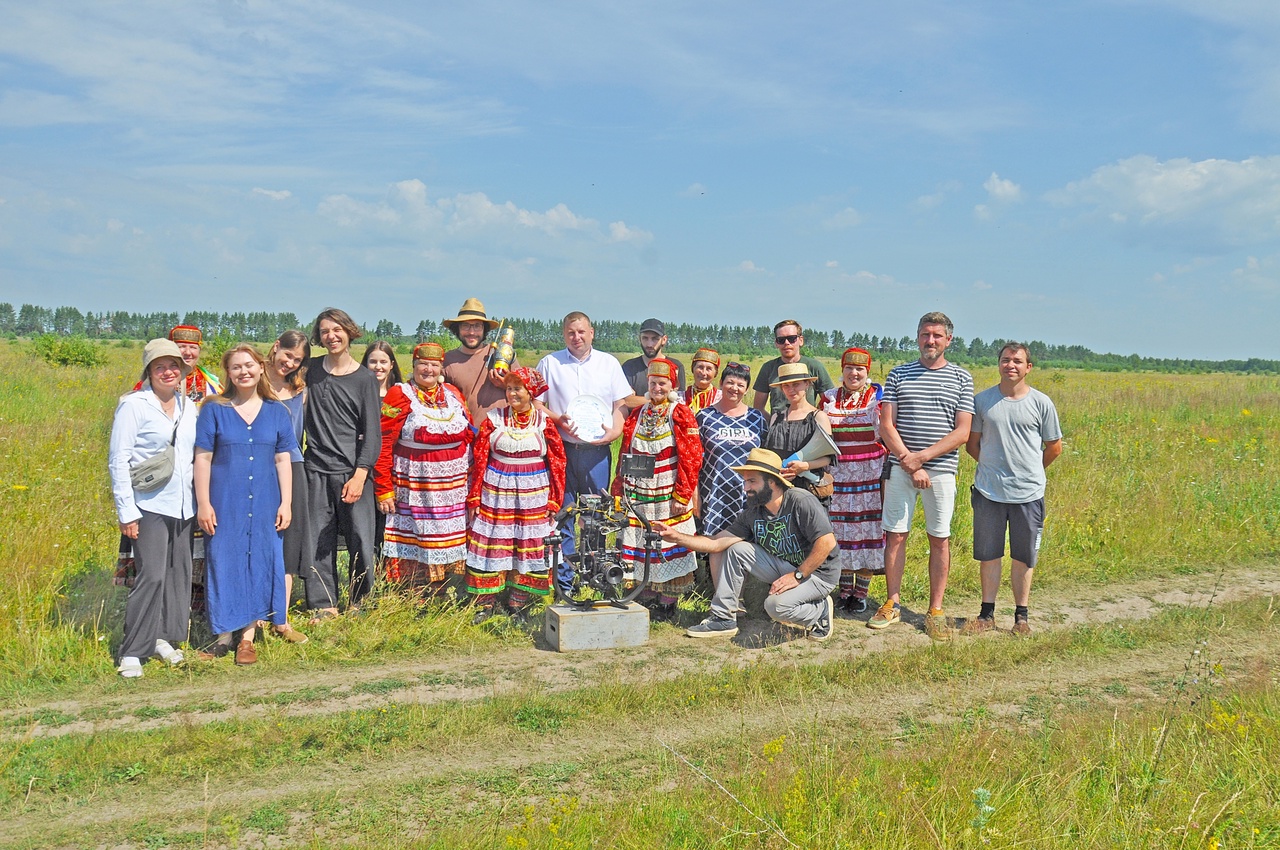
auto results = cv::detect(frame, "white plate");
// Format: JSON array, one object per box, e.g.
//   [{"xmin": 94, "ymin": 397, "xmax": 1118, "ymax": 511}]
[{"xmin": 566, "ymin": 394, "xmax": 611, "ymax": 442}]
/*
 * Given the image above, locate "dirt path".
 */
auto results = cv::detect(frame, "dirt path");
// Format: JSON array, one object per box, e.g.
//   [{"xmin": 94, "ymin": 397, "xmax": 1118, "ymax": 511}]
[{"xmin": 4, "ymin": 564, "xmax": 1278, "ymax": 847}]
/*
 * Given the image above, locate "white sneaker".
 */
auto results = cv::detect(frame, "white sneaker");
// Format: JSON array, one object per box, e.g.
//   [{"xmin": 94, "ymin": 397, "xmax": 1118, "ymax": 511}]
[
  {"xmin": 118, "ymin": 657, "xmax": 143, "ymax": 678},
  {"xmin": 154, "ymin": 639, "xmax": 184, "ymax": 665}
]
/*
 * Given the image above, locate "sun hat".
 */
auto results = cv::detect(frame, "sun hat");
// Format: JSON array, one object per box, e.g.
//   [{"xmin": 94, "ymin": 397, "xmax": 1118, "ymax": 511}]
[
  {"xmin": 768, "ymin": 362, "xmax": 817, "ymax": 387},
  {"xmin": 730, "ymin": 448, "xmax": 793, "ymax": 489},
  {"xmin": 442, "ymin": 298, "xmax": 500, "ymax": 331},
  {"xmin": 139, "ymin": 338, "xmax": 193, "ymax": 384}
]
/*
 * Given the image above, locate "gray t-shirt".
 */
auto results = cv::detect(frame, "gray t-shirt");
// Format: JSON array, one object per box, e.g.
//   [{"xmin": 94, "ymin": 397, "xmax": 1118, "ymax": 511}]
[
  {"xmin": 882, "ymin": 360, "xmax": 975, "ymax": 475},
  {"xmin": 622, "ymin": 355, "xmax": 686, "ymax": 395},
  {"xmin": 725, "ymin": 488, "xmax": 839, "ymax": 583},
  {"xmin": 972, "ymin": 385, "xmax": 1062, "ymax": 504},
  {"xmin": 752, "ymin": 355, "xmax": 835, "ymax": 413}
]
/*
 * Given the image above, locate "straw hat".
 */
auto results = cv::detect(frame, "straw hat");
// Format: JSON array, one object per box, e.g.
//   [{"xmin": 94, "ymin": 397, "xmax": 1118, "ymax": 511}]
[
  {"xmin": 442, "ymin": 298, "xmax": 500, "ymax": 331},
  {"xmin": 730, "ymin": 448, "xmax": 792, "ymax": 489},
  {"xmin": 768, "ymin": 362, "xmax": 817, "ymax": 387}
]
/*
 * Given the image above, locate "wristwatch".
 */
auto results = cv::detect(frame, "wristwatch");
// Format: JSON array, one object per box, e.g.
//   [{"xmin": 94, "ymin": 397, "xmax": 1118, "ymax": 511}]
[{"xmin": 792, "ymin": 569, "xmax": 805, "ymax": 582}]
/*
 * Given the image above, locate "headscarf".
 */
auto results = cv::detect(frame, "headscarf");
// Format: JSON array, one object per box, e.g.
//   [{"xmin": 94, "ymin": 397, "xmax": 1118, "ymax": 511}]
[{"xmin": 508, "ymin": 366, "xmax": 548, "ymax": 398}]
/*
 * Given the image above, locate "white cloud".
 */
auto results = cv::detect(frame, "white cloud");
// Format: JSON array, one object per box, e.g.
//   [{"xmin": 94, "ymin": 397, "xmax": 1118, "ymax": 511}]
[
  {"xmin": 253, "ymin": 188, "xmax": 292, "ymax": 201},
  {"xmin": 1050, "ymin": 155, "xmax": 1280, "ymax": 249},
  {"xmin": 825, "ymin": 260, "xmax": 839, "ymax": 268},
  {"xmin": 738, "ymin": 260, "xmax": 764, "ymax": 272},
  {"xmin": 972, "ymin": 279, "xmax": 991, "ymax": 290},
  {"xmin": 983, "ymin": 172, "xmax": 1022, "ymax": 202},
  {"xmin": 973, "ymin": 204, "xmax": 991, "ymax": 220},
  {"xmin": 914, "ymin": 179, "xmax": 963, "ymax": 210},
  {"xmin": 679, "ymin": 183, "xmax": 708, "ymax": 197},
  {"xmin": 316, "ymin": 180, "xmax": 651, "ymax": 249},
  {"xmin": 822, "ymin": 207, "xmax": 864, "ymax": 230}
]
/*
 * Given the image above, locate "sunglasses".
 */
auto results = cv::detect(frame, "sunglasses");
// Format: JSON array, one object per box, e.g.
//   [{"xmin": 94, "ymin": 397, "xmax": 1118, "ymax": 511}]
[{"xmin": 774, "ymin": 334, "xmax": 800, "ymax": 345}]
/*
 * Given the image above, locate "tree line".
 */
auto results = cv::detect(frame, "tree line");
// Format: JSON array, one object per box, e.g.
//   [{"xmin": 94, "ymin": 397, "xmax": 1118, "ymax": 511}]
[{"xmin": 3, "ymin": 302, "xmax": 1276, "ymax": 374}]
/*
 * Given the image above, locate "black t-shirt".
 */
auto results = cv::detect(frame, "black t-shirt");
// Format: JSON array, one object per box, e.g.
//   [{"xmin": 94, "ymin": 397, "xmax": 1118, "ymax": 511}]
[
  {"xmin": 725, "ymin": 488, "xmax": 839, "ymax": 582},
  {"xmin": 303, "ymin": 364, "xmax": 382, "ymax": 475},
  {"xmin": 622, "ymin": 355, "xmax": 686, "ymax": 395}
]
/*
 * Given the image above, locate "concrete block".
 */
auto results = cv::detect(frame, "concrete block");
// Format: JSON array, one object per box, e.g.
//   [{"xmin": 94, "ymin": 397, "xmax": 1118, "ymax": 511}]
[{"xmin": 544, "ymin": 602, "xmax": 650, "ymax": 651}]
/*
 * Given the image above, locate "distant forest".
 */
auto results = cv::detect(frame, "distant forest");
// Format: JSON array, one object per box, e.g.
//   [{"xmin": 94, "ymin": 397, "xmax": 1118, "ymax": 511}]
[{"xmin": 3, "ymin": 301, "xmax": 1276, "ymax": 374}]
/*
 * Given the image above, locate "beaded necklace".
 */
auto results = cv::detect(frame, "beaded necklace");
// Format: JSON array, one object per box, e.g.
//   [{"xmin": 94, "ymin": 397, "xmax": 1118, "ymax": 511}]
[{"xmin": 834, "ymin": 384, "xmax": 874, "ymax": 411}]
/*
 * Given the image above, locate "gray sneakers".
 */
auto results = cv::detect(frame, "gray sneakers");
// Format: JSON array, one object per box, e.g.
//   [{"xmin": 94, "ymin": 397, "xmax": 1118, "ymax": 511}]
[{"xmin": 685, "ymin": 617, "xmax": 739, "ymax": 639}]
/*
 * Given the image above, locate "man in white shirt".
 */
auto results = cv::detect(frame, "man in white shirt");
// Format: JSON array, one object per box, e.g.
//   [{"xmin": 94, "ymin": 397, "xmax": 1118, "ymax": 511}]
[{"xmin": 537, "ymin": 311, "xmax": 632, "ymax": 592}]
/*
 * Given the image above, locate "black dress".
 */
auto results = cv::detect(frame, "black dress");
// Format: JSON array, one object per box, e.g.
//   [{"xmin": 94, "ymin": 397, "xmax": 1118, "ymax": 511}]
[{"xmin": 763, "ymin": 408, "xmax": 834, "ymax": 509}]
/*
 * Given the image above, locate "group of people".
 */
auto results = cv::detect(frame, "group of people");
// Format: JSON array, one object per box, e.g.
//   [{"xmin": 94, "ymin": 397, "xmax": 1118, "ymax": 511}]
[{"xmin": 107, "ymin": 301, "xmax": 1061, "ymax": 678}]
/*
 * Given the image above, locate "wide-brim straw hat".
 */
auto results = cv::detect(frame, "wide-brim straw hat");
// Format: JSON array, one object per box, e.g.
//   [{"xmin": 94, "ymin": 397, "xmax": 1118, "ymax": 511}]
[
  {"xmin": 442, "ymin": 297, "xmax": 500, "ymax": 331},
  {"xmin": 769, "ymin": 362, "xmax": 817, "ymax": 387},
  {"xmin": 730, "ymin": 448, "xmax": 793, "ymax": 489},
  {"xmin": 140, "ymin": 338, "xmax": 193, "ymax": 384}
]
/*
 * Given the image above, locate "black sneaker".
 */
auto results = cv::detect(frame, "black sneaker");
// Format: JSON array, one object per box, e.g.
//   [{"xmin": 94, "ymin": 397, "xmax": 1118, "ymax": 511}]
[
  {"xmin": 808, "ymin": 596, "xmax": 835, "ymax": 641},
  {"xmin": 840, "ymin": 595, "xmax": 869, "ymax": 614},
  {"xmin": 650, "ymin": 603, "xmax": 677, "ymax": 624},
  {"xmin": 685, "ymin": 617, "xmax": 739, "ymax": 639}
]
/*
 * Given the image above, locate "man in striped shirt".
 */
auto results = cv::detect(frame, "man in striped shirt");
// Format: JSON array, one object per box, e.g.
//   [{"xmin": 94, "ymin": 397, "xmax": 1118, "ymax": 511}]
[{"xmin": 867, "ymin": 311, "xmax": 974, "ymax": 640}]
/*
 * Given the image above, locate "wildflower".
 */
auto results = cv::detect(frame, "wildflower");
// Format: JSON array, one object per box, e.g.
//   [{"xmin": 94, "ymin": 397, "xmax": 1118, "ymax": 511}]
[
  {"xmin": 1242, "ymin": 409, "xmax": 1252, "ymax": 416},
  {"xmin": 12, "ymin": 485, "xmax": 28, "ymax": 490}
]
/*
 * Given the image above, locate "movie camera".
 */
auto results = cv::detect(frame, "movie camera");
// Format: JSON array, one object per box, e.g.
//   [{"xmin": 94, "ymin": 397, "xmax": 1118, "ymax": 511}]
[{"xmin": 548, "ymin": 492, "xmax": 659, "ymax": 610}]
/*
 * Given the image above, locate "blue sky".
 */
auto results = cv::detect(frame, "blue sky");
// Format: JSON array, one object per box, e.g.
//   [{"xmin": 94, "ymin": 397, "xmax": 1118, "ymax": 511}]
[{"xmin": 1, "ymin": 1, "xmax": 1277, "ymax": 358}]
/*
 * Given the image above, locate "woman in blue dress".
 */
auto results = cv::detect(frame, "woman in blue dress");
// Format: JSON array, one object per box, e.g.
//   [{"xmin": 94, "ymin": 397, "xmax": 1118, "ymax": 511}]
[
  {"xmin": 695, "ymin": 362, "xmax": 768, "ymax": 589},
  {"xmin": 194, "ymin": 344, "xmax": 298, "ymax": 665}
]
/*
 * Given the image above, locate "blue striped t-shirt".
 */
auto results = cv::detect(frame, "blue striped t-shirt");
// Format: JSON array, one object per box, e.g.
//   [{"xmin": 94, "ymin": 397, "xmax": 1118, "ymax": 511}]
[{"xmin": 882, "ymin": 360, "xmax": 974, "ymax": 475}]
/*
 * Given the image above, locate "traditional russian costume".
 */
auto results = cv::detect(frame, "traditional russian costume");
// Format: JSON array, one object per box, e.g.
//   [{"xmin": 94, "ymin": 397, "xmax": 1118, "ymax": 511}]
[
  {"xmin": 465, "ymin": 406, "xmax": 566, "ymax": 608},
  {"xmin": 375, "ymin": 380, "xmax": 473, "ymax": 589},
  {"xmin": 821, "ymin": 378, "xmax": 887, "ymax": 603},
  {"xmin": 611, "ymin": 393, "xmax": 703, "ymax": 600}
]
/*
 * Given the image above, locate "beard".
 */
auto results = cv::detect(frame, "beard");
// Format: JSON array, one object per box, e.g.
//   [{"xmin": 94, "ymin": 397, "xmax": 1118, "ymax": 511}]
[{"xmin": 748, "ymin": 485, "xmax": 774, "ymax": 507}]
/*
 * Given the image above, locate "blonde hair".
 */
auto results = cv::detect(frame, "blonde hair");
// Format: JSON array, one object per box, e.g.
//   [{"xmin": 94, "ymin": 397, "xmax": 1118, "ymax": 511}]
[{"xmin": 212, "ymin": 343, "xmax": 278, "ymax": 404}]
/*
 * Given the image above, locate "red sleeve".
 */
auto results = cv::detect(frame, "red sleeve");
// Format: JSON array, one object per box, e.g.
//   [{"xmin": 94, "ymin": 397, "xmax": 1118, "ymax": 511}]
[
  {"xmin": 467, "ymin": 416, "xmax": 494, "ymax": 508},
  {"xmin": 543, "ymin": 415, "xmax": 567, "ymax": 514},
  {"xmin": 374, "ymin": 385, "xmax": 411, "ymax": 499},
  {"xmin": 610, "ymin": 408, "xmax": 641, "ymax": 497},
  {"xmin": 671, "ymin": 402, "xmax": 704, "ymax": 504}
]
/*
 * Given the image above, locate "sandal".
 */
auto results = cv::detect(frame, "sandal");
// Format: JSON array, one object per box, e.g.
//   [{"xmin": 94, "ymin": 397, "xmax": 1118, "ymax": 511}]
[
  {"xmin": 117, "ymin": 657, "xmax": 143, "ymax": 679},
  {"xmin": 197, "ymin": 641, "xmax": 232, "ymax": 661},
  {"xmin": 306, "ymin": 608, "xmax": 339, "ymax": 626}
]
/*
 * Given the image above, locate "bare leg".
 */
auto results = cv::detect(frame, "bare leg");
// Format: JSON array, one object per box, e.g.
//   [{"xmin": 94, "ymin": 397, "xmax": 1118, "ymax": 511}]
[
  {"xmin": 979, "ymin": 558, "xmax": 1003, "ymax": 605},
  {"xmin": 926, "ymin": 533, "xmax": 950, "ymax": 611},
  {"xmin": 1010, "ymin": 560, "xmax": 1033, "ymax": 607},
  {"xmin": 240, "ymin": 625, "xmax": 257, "ymax": 643},
  {"xmin": 884, "ymin": 531, "xmax": 908, "ymax": 604}
]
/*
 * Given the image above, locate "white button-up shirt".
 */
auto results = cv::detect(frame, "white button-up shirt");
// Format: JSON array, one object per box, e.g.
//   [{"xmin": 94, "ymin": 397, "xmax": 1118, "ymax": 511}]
[
  {"xmin": 536, "ymin": 347, "xmax": 631, "ymax": 445},
  {"xmin": 108, "ymin": 390, "xmax": 198, "ymax": 523}
]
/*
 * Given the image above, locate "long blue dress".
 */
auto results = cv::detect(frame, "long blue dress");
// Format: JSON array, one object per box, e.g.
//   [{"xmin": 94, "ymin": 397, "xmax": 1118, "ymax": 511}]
[{"xmin": 195, "ymin": 399, "xmax": 298, "ymax": 634}]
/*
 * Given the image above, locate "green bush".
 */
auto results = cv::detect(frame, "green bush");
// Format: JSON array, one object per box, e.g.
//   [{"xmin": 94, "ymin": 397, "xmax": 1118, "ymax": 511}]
[{"xmin": 31, "ymin": 335, "xmax": 106, "ymax": 367}]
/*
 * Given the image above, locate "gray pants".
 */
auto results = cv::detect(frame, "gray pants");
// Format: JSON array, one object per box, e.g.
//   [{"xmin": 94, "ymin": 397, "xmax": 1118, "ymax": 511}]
[
  {"xmin": 711, "ymin": 541, "xmax": 835, "ymax": 629},
  {"xmin": 120, "ymin": 510, "xmax": 194, "ymax": 661}
]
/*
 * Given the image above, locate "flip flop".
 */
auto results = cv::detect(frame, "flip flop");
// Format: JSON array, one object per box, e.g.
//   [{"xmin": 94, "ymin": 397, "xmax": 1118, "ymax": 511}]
[{"xmin": 306, "ymin": 609, "xmax": 339, "ymax": 626}]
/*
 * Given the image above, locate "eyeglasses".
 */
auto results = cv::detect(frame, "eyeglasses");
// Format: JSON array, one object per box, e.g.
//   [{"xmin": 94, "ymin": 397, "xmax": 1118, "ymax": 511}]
[{"xmin": 774, "ymin": 335, "xmax": 799, "ymax": 345}]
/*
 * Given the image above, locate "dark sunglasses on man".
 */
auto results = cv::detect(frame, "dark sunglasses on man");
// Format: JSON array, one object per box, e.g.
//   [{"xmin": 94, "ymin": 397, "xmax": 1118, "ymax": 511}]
[{"xmin": 774, "ymin": 334, "xmax": 799, "ymax": 345}]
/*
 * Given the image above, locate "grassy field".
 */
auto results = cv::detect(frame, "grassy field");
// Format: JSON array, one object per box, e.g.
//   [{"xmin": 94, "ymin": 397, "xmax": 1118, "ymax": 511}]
[{"xmin": 1, "ymin": 338, "xmax": 1278, "ymax": 848}]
